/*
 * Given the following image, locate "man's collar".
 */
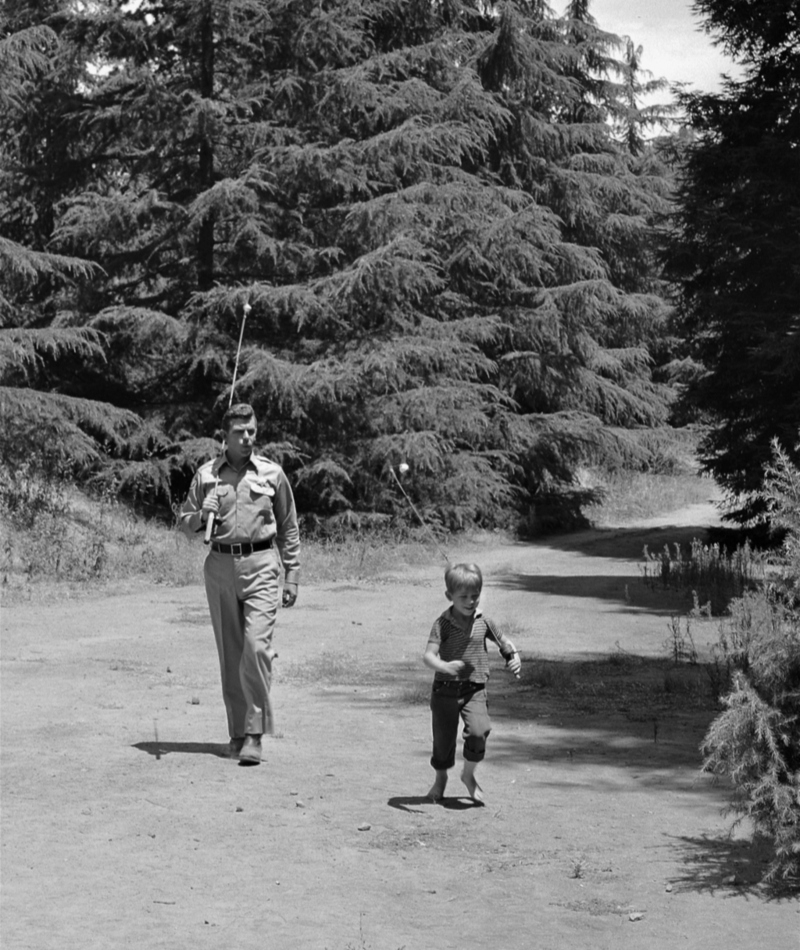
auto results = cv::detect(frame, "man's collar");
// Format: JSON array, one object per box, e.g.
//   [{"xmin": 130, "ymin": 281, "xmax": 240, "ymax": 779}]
[
  {"xmin": 211, "ymin": 452, "xmax": 271, "ymax": 476},
  {"xmin": 211, "ymin": 452, "xmax": 254, "ymax": 476}
]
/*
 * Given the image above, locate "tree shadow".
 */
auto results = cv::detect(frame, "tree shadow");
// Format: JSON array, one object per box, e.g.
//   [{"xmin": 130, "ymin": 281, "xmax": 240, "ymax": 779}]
[
  {"xmin": 342, "ymin": 653, "xmax": 724, "ymax": 789},
  {"xmin": 665, "ymin": 832, "xmax": 796, "ymax": 899},
  {"xmin": 520, "ymin": 522, "xmax": 727, "ymax": 561},
  {"xmin": 490, "ymin": 570, "xmax": 695, "ymax": 615},
  {"xmin": 133, "ymin": 740, "xmax": 233, "ymax": 760},
  {"xmin": 387, "ymin": 795, "xmax": 482, "ymax": 813}
]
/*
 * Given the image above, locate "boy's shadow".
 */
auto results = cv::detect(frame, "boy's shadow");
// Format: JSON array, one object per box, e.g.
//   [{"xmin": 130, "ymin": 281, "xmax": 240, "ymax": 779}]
[
  {"xmin": 133, "ymin": 741, "xmax": 232, "ymax": 760},
  {"xmin": 388, "ymin": 795, "xmax": 484, "ymax": 813}
]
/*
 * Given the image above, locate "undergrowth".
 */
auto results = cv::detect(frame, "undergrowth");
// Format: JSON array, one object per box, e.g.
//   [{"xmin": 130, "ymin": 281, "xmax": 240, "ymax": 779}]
[
  {"xmin": 697, "ymin": 441, "xmax": 800, "ymax": 886},
  {"xmin": 642, "ymin": 539, "xmax": 766, "ymax": 616},
  {"xmin": 2, "ymin": 468, "xmax": 720, "ymax": 599}
]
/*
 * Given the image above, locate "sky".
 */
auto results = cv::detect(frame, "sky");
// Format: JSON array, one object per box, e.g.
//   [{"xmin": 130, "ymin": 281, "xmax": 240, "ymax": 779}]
[{"xmin": 589, "ymin": 0, "xmax": 742, "ymax": 94}]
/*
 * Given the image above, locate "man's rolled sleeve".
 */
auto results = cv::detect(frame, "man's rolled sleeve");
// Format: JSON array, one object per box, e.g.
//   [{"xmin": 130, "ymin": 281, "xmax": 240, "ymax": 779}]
[{"xmin": 179, "ymin": 473, "xmax": 206, "ymax": 537}]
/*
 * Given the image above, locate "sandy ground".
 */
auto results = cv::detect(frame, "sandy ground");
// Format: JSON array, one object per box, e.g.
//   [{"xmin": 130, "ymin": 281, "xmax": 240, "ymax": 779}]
[{"xmin": 2, "ymin": 500, "xmax": 798, "ymax": 950}]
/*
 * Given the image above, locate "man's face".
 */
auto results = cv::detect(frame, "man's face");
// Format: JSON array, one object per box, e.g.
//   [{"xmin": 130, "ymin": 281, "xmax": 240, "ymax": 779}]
[{"xmin": 225, "ymin": 416, "xmax": 257, "ymax": 464}]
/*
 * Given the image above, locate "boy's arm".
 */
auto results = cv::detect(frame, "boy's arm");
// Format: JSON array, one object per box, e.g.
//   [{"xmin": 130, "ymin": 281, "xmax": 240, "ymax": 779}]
[
  {"xmin": 485, "ymin": 619, "xmax": 522, "ymax": 677},
  {"xmin": 423, "ymin": 641, "xmax": 465, "ymax": 679}
]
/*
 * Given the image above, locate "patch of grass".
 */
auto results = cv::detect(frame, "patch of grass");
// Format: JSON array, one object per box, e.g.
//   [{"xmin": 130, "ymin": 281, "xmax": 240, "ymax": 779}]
[
  {"xmin": 280, "ymin": 650, "xmax": 371, "ymax": 686},
  {"xmin": 302, "ymin": 535, "xmax": 438, "ymax": 584},
  {"xmin": 521, "ymin": 657, "xmax": 575, "ymax": 690},
  {"xmin": 1, "ymin": 484, "xmax": 443, "ymax": 601},
  {"xmin": 515, "ymin": 651, "xmax": 721, "ymax": 716},
  {"xmin": 394, "ymin": 684, "xmax": 430, "ymax": 705},
  {"xmin": 585, "ymin": 471, "xmax": 719, "ymax": 527},
  {"xmin": 604, "ymin": 641, "xmax": 646, "ymax": 671}
]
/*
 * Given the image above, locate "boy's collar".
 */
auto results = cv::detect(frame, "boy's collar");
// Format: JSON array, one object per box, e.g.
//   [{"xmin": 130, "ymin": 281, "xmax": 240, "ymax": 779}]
[{"xmin": 448, "ymin": 606, "xmax": 483, "ymax": 623}]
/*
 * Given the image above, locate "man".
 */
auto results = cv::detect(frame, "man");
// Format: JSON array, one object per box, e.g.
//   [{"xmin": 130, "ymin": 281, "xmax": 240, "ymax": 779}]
[{"xmin": 180, "ymin": 403, "xmax": 299, "ymax": 764}]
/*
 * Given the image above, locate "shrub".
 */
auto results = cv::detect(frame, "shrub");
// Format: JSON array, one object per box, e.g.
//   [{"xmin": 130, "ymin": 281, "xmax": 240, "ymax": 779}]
[{"xmin": 701, "ymin": 441, "xmax": 800, "ymax": 884}]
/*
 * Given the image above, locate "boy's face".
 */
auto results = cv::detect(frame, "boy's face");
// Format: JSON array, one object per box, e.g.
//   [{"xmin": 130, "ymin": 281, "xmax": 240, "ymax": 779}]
[{"xmin": 447, "ymin": 586, "xmax": 481, "ymax": 620}]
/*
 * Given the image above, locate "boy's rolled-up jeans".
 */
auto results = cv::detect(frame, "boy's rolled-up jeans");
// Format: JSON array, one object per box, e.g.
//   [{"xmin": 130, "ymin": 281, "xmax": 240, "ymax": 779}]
[{"xmin": 430, "ymin": 680, "xmax": 491, "ymax": 770}]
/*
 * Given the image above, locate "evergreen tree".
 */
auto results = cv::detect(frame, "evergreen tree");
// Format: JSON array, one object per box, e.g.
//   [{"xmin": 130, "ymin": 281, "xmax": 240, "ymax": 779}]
[
  {"xmin": 0, "ymin": 10, "xmax": 142, "ymax": 500},
  {"xmin": 5, "ymin": 1, "xmax": 679, "ymax": 530},
  {"xmin": 668, "ymin": 0, "xmax": 800, "ymax": 521},
  {"xmin": 702, "ymin": 439, "xmax": 800, "ymax": 884}
]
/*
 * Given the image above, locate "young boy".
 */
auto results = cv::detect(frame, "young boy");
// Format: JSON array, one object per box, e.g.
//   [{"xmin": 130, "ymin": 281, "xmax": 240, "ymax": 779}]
[{"xmin": 423, "ymin": 562, "xmax": 521, "ymax": 803}]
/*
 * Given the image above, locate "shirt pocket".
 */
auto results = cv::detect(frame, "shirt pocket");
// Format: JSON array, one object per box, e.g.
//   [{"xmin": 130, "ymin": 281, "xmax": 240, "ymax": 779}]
[
  {"xmin": 248, "ymin": 477, "xmax": 276, "ymax": 523},
  {"xmin": 213, "ymin": 483, "xmax": 234, "ymax": 517}
]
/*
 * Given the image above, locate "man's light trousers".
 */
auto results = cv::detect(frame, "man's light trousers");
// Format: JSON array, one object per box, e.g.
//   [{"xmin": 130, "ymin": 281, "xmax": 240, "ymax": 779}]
[{"xmin": 204, "ymin": 548, "xmax": 281, "ymax": 737}]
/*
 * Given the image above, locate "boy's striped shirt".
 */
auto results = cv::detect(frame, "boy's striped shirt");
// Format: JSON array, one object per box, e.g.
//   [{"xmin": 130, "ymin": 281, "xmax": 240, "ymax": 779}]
[{"xmin": 427, "ymin": 609, "xmax": 512, "ymax": 684}]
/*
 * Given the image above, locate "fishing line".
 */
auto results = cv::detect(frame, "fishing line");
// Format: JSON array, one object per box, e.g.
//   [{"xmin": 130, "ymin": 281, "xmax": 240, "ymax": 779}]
[
  {"xmin": 389, "ymin": 464, "xmax": 450, "ymax": 563},
  {"xmin": 204, "ymin": 301, "xmax": 251, "ymax": 544}
]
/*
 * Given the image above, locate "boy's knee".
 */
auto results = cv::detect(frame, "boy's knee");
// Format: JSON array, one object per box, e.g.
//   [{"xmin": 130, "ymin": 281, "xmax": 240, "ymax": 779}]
[{"xmin": 463, "ymin": 739, "xmax": 486, "ymax": 762}]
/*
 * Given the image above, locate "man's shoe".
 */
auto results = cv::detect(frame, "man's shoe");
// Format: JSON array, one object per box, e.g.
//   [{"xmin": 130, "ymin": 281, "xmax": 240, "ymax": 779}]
[
  {"xmin": 239, "ymin": 734, "xmax": 262, "ymax": 764},
  {"xmin": 229, "ymin": 737, "xmax": 245, "ymax": 756}
]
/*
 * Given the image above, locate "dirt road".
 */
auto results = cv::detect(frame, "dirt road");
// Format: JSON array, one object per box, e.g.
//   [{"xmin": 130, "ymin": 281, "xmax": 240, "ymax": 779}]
[{"xmin": 2, "ymin": 504, "xmax": 797, "ymax": 949}]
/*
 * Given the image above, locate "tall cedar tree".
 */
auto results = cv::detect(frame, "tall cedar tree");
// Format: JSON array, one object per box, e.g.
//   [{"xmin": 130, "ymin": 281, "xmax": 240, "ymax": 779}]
[
  {"xmin": 6, "ymin": 1, "xmax": 675, "ymax": 528},
  {"xmin": 0, "ymin": 6, "xmax": 142, "ymax": 498},
  {"xmin": 668, "ymin": 0, "xmax": 800, "ymax": 521}
]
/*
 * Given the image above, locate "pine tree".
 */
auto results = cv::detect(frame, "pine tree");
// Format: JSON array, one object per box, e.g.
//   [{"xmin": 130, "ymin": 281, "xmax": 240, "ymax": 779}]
[
  {"xmin": 5, "ymin": 1, "xmax": 679, "ymax": 529},
  {"xmin": 702, "ymin": 440, "xmax": 800, "ymax": 884},
  {"xmin": 180, "ymin": 0, "xmax": 677, "ymax": 529},
  {"xmin": 0, "ymin": 11, "xmax": 143, "ymax": 501},
  {"xmin": 667, "ymin": 0, "xmax": 800, "ymax": 521}
]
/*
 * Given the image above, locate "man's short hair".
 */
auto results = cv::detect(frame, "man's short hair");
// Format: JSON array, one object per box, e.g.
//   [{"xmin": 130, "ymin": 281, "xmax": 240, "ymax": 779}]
[
  {"xmin": 445, "ymin": 562, "xmax": 483, "ymax": 594},
  {"xmin": 223, "ymin": 402, "xmax": 256, "ymax": 432}
]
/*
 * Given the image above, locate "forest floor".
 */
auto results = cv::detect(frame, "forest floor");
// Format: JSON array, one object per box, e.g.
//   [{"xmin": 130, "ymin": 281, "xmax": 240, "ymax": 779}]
[{"xmin": 2, "ymin": 497, "xmax": 798, "ymax": 950}]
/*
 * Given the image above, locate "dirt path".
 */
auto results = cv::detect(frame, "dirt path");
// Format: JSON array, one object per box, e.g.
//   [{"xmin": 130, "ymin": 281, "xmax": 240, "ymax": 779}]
[{"xmin": 2, "ymin": 501, "xmax": 798, "ymax": 950}]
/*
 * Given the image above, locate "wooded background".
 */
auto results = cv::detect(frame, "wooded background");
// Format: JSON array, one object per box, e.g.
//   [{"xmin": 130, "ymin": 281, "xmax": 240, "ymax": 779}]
[{"xmin": 2, "ymin": 0, "xmax": 798, "ymax": 532}]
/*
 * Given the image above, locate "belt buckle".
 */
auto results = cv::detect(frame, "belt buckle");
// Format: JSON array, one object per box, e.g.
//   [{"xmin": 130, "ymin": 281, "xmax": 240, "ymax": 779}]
[{"xmin": 230, "ymin": 542, "xmax": 243, "ymax": 557}]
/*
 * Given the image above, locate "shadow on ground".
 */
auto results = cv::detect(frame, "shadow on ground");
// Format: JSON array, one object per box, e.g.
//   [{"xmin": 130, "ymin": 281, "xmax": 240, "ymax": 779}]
[
  {"xmin": 306, "ymin": 653, "xmax": 724, "ymax": 790},
  {"xmin": 490, "ymin": 570, "xmax": 699, "ymax": 615},
  {"xmin": 666, "ymin": 833, "xmax": 797, "ymax": 899},
  {"xmin": 514, "ymin": 522, "xmax": 744, "ymax": 561},
  {"xmin": 132, "ymin": 740, "xmax": 232, "ymax": 759},
  {"xmin": 387, "ymin": 795, "xmax": 482, "ymax": 813}
]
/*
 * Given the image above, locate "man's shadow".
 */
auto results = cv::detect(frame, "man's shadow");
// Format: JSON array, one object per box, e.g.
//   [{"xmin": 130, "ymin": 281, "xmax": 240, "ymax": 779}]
[
  {"xmin": 388, "ymin": 795, "xmax": 483, "ymax": 813},
  {"xmin": 133, "ymin": 741, "xmax": 232, "ymax": 760}
]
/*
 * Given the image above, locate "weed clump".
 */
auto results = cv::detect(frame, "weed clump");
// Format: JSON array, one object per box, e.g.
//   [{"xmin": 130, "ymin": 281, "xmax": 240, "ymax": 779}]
[{"xmin": 643, "ymin": 537, "xmax": 765, "ymax": 616}]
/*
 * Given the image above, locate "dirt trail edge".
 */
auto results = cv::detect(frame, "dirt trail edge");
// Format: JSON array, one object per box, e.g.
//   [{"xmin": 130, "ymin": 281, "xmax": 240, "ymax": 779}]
[{"xmin": 2, "ymin": 503, "xmax": 798, "ymax": 950}]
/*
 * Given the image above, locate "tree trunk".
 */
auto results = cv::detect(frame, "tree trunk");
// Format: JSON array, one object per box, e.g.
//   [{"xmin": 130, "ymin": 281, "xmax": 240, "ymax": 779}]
[{"xmin": 197, "ymin": 2, "xmax": 215, "ymax": 291}]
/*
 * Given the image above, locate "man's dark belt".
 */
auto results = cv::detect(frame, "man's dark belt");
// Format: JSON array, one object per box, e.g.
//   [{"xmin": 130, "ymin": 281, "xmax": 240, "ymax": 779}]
[{"xmin": 210, "ymin": 539, "xmax": 273, "ymax": 557}]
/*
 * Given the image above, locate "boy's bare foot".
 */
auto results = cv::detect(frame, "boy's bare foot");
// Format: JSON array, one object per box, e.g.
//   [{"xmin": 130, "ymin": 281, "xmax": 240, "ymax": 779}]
[
  {"xmin": 427, "ymin": 772, "xmax": 447, "ymax": 801},
  {"xmin": 460, "ymin": 768, "xmax": 484, "ymax": 803}
]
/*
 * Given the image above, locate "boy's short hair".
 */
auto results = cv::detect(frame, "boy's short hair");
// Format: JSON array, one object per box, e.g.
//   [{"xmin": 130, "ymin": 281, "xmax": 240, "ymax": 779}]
[
  {"xmin": 445, "ymin": 562, "xmax": 483, "ymax": 594},
  {"xmin": 223, "ymin": 402, "xmax": 256, "ymax": 432}
]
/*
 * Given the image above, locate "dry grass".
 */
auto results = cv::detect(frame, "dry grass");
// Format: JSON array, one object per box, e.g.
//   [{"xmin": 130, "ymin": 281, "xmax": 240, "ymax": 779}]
[
  {"xmin": 584, "ymin": 472, "xmax": 721, "ymax": 526},
  {"xmin": 643, "ymin": 539, "xmax": 766, "ymax": 616},
  {"xmin": 2, "ymin": 470, "xmax": 721, "ymax": 602}
]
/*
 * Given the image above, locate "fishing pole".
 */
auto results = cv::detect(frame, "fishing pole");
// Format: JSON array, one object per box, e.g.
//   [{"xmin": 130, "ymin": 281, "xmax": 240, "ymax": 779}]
[
  {"xmin": 389, "ymin": 463, "xmax": 450, "ymax": 563},
  {"xmin": 204, "ymin": 301, "xmax": 252, "ymax": 544},
  {"xmin": 390, "ymin": 464, "xmax": 519, "ymax": 678}
]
